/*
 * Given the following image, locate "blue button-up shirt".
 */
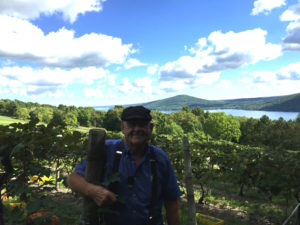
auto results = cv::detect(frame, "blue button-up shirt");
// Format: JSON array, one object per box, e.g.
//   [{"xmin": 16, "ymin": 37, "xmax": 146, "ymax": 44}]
[{"xmin": 75, "ymin": 139, "xmax": 181, "ymax": 225}]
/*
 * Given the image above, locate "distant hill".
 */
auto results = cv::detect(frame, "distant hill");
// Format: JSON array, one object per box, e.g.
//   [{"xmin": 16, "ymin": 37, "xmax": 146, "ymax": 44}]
[{"xmin": 139, "ymin": 93, "xmax": 300, "ymax": 112}]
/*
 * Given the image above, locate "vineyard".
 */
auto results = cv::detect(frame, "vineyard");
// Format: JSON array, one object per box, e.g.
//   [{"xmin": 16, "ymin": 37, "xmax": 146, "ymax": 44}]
[{"xmin": 1, "ymin": 107, "xmax": 300, "ymax": 224}]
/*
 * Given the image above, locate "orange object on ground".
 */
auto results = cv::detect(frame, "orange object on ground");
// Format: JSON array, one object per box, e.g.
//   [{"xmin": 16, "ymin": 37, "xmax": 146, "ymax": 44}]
[{"xmin": 27, "ymin": 212, "xmax": 58, "ymax": 225}]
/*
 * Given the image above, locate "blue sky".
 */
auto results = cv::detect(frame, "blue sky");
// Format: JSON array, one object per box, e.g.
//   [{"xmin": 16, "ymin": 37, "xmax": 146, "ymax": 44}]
[{"xmin": 0, "ymin": 0, "xmax": 300, "ymax": 106}]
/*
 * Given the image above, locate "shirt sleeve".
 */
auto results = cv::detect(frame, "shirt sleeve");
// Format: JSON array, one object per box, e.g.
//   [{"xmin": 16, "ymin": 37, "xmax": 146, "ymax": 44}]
[
  {"xmin": 153, "ymin": 147, "xmax": 182, "ymax": 201},
  {"xmin": 162, "ymin": 160, "xmax": 182, "ymax": 201},
  {"xmin": 74, "ymin": 159, "xmax": 86, "ymax": 177}
]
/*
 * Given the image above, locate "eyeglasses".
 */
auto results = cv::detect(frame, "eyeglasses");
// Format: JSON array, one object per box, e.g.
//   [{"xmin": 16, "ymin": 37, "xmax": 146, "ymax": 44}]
[{"xmin": 125, "ymin": 120, "xmax": 149, "ymax": 128}]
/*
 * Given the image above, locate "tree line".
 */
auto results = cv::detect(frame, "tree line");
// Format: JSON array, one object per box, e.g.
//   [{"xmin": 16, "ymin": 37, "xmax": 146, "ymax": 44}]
[{"xmin": 1, "ymin": 99, "xmax": 300, "ymax": 150}]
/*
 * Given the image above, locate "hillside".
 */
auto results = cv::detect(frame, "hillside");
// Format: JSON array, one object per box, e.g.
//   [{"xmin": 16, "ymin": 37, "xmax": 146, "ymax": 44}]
[
  {"xmin": 140, "ymin": 93, "xmax": 300, "ymax": 112},
  {"xmin": 142, "ymin": 95, "xmax": 226, "ymax": 110}
]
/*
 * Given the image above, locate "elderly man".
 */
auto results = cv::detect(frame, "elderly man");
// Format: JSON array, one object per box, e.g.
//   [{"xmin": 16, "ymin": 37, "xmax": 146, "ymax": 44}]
[{"xmin": 67, "ymin": 106, "xmax": 181, "ymax": 225}]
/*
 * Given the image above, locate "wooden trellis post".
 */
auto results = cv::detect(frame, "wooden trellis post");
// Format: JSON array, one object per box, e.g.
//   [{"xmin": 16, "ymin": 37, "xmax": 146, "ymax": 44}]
[
  {"xmin": 83, "ymin": 128, "xmax": 107, "ymax": 225},
  {"xmin": 183, "ymin": 136, "xmax": 197, "ymax": 225}
]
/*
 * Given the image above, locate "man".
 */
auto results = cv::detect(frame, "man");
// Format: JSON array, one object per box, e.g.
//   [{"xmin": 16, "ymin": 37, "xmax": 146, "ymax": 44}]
[{"xmin": 67, "ymin": 106, "xmax": 181, "ymax": 225}]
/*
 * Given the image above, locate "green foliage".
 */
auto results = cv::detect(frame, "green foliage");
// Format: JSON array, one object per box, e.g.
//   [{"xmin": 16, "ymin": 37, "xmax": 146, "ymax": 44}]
[
  {"xmin": 28, "ymin": 107, "xmax": 54, "ymax": 123},
  {"xmin": 170, "ymin": 109, "xmax": 203, "ymax": 134},
  {"xmin": 0, "ymin": 118, "xmax": 87, "ymax": 224},
  {"xmin": 296, "ymin": 113, "xmax": 300, "ymax": 123},
  {"xmin": 64, "ymin": 112, "xmax": 79, "ymax": 126},
  {"xmin": 50, "ymin": 109, "xmax": 66, "ymax": 126},
  {"xmin": 204, "ymin": 112, "xmax": 241, "ymax": 142},
  {"xmin": 239, "ymin": 115, "xmax": 300, "ymax": 150},
  {"xmin": 77, "ymin": 107, "xmax": 92, "ymax": 127},
  {"xmin": 15, "ymin": 107, "xmax": 30, "ymax": 120},
  {"xmin": 106, "ymin": 131, "xmax": 124, "ymax": 139},
  {"xmin": 0, "ymin": 100, "xmax": 17, "ymax": 116},
  {"xmin": 151, "ymin": 111, "xmax": 184, "ymax": 136},
  {"xmin": 102, "ymin": 106, "xmax": 124, "ymax": 132}
]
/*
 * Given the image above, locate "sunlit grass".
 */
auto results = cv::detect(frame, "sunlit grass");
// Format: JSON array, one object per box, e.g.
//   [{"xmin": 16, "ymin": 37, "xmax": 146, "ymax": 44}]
[{"xmin": 0, "ymin": 115, "xmax": 27, "ymax": 125}]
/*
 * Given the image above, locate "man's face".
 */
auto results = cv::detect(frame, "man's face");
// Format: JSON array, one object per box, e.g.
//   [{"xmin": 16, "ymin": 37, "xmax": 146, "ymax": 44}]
[{"xmin": 121, "ymin": 120, "xmax": 154, "ymax": 147}]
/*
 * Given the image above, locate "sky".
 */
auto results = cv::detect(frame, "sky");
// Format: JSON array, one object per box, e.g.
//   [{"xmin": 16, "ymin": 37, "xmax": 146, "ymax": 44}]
[{"xmin": 0, "ymin": 0, "xmax": 300, "ymax": 107}]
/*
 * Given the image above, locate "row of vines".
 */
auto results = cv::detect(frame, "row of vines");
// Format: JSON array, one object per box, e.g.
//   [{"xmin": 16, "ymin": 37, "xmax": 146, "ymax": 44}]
[
  {"xmin": 1, "ymin": 118, "xmax": 300, "ymax": 224},
  {"xmin": 153, "ymin": 134, "xmax": 300, "ymax": 224},
  {"xmin": 0, "ymin": 119, "xmax": 88, "ymax": 224}
]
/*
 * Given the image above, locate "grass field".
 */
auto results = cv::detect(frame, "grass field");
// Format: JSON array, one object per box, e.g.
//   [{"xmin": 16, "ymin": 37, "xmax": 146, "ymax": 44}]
[
  {"xmin": 0, "ymin": 115, "xmax": 27, "ymax": 126},
  {"xmin": 0, "ymin": 115, "xmax": 92, "ymax": 133}
]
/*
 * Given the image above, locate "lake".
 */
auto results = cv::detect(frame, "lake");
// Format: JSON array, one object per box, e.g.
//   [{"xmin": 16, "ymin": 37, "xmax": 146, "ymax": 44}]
[
  {"xmin": 206, "ymin": 109, "xmax": 299, "ymax": 121},
  {"xmin": 94, "ymin": 107, "xmax": 299, "ymax": 121},
  {"xmin": 156, "ymin": 109, "xmax": 299, "ymax": 121}
]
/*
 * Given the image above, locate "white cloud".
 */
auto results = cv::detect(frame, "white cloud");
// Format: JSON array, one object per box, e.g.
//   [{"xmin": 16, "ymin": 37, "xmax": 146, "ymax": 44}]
[
  {"xmin": 0, "ymin": 0, "xmax": 105, "ymax": 23},
  {"xmin": 147, "ymin": 64, "xmax": 159, "ymax": 75},
  {"xmin": 48, "ymin": 90, "xmax": 63, "ymax": 98},
  {"xmin": 282, "ymin": 21, "xmax": 300, "ymax": 50},
  {"xmin": 159, "ymin": 80, "xmax": 188, "ymax": 92},
  {"xmin": 84, "ymin": 88, "xmax": 103, "ymax": 98},
  {"xmin": 158, "ymin": 56, "xmax": 204, "ymax": 83},
  {"xmin": 189, "ymin": 38, "xmax": 207, "ymax": 54},
  {"xmin": 280, "ymin": 3, "xmax": 300, "ymax": 21},
  {"xmin": 116, "ymin": 76, "xmax": 155, "ymax": 97},
  {"xmin": 217, "ymin": 80, "xmax": 232, "ymax": 88},
  {"xmin": 251, "ymin": 0, "xmax": 286, "ymax": 16},
  {"xmin": 252, "ymin": 71, "xmax": 278, "ymax": 84},
  {"xmin": 0, "ymin": 88, "xmax": 10, "ymax": 95},
  {"xmin": 237, "ymin": 62, "xmax": 300, "ymax": 96},
  {"xmin": 239, "ymin": 77, "xmax": 253, "ymax": 84},
  {"xmin": 159, "ymin": 28, "xmax": 281, "ymax": 87},
  {"xmin": 0, "ymin": 15, "xmax": 134, "ymax": 68},
  {"xmin": 107, "ymin": 75, "xmax": 116, "ymax": 86},
  {"xmin": 124, "ymin": 58, "xmax": 147, "ymax": 69},
  {"xmin": 240, "ymin": 62, "xmax": 300, "ymax": 85},
  {"xmin": 280, "ymin": 3, "xmax": 300, "ymax": 51},
  {"xmin": 203, "ymin": 29, "xmax": 282, "ymax": 67},
  {"xmin": 0, "ymin": 66, "xmax": 109, "ymax": 96},
  {"xmin": 134, "ymin": 77, "xmax": 153, "ymax": 95},
  {"xmin": 158, "ymin": 72, "xmax": 220, "ymax": 93},
  {"xmin": 118, "ymin": 78, "xmax": 140, "ymax": 95},
  {"xmin": 276, "ymin": 62, "xmax": 300, "ymax": 80}
]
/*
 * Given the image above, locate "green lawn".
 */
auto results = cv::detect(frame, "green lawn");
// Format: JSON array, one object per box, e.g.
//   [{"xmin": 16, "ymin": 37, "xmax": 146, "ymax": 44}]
[
  {"xmin": 0, "ymin": 115, "xmax": 92, "ymax": 133},
  {"xmin": 0, "ymin": 115, "xmax": 27, "ymax": 126}
]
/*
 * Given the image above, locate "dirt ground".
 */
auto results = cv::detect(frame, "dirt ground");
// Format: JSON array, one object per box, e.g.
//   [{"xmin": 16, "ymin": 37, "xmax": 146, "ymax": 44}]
[{"xmin": 49, "ymin": 188, "xmax": 274, "ymax": 225}]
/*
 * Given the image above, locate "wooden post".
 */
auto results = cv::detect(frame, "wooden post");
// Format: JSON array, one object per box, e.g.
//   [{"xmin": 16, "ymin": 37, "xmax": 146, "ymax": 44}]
[
  {"xmin": 83, "ymin": 128, "xmax": 107, "ymax": 225},
  {"xmin": 55, "ymin": 159, "xmax": 60, "ymax": 190},
  {"xmin": 297, "ymin": 199, "xmax": 300, "ymax": 225},
  {"xmin": 183, "ymin": 137, "xmax": 197, "ymax": 225},
  {"xmin": 0, "ymin": 200, "xmax": 4, "ymax": 225}
]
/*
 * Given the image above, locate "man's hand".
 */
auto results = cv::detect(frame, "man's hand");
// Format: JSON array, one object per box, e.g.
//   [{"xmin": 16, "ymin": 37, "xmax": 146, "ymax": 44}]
[
  {"xmin": 165, "ymin": 200, "xmax": 181, "ymax": 225},
  {"xmin": 86, "ymin": 184, "xmax": 117, "ymax": 206},
  {"xmin": 67, "ymin": 171, "xmax": 117, "ymax": 207}
]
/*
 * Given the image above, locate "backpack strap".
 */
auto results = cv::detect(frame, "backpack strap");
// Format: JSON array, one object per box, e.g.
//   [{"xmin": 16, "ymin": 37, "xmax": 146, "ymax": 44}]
[
  {"xmin": 148, "ymin": 146, "xmax": 158, "ymax": 225},
  {"xmin": 112, "ymin": 141, "xmax": 124, "ymax": 173},
  {"xmin": 108, "ymin": 141, "xmax": 124, "ymax": 193}
]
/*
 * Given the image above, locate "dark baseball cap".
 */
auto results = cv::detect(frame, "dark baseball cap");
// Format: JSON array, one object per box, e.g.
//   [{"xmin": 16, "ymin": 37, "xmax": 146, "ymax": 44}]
[{"xmin": 121, "ymin": 106, "xmax": 152, "ymax": 121}]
